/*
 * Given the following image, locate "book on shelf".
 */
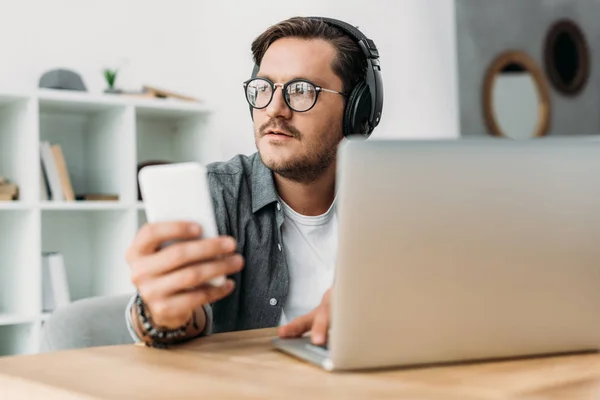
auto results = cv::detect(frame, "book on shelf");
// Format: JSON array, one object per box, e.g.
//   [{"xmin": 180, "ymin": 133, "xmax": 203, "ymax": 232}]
[
  {"xmin": 51, "ymin": 144, "xmax": 75, "ymax": 201},
  {"xmin": 39, "ymin": 141, "xmax": 118, "ymax": 203},
  {"xmin": 76, "ymin": 194, "xmax": 119, "ymax": 201},
  {"xmin": 40, "ymin": 141, "xmax": 65, "ymax": 201},
  {"xmin": 40, "ymin": 164, "xmax": 49, "ymax": 201},
  {"xmin": 40, "ymin": 141, "xmax": 75, "ymax": 201},
  {"xmin": 42, "ymin": 252, "xmax": 71, "ymax": 312}
]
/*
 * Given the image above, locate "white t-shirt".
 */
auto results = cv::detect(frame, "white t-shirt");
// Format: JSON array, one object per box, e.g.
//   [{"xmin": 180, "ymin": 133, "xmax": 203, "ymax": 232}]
[{"xmin": 278, "ymin": 197, "xmax": 338, "ymax": 325}]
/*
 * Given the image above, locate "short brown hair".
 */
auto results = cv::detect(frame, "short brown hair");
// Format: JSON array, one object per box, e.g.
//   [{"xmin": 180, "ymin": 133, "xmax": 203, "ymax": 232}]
[{"xmin": 251, "ymin": 17, "xmax": 367, "ymax": 94}]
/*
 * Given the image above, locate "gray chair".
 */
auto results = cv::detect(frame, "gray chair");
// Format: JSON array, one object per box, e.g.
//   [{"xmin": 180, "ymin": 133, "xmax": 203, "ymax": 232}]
[{"xmin": 39, "ymin": 294, "xmax": 135, "ymax": 353}]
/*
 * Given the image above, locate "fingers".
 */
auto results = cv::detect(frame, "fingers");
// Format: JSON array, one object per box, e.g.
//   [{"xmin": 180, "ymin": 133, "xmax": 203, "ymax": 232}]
[
  {"xmin": 278, "ymin": 310, "xmax": 316, "ymax": 338},
  {"xmin": 130, "ymin": 236, "xmax": 238, "ymax": 284},
  {"xmin": 127, "ymin": 221, "xmax": 202, "ymax": 259},
  {"xmin": 278, "ymin": 289, "xmax": 333, "ymax": 344},
  {"xmin": 141, "ymin": 254, "xmax": 244, "ymax": 300},
  {"xmin": 310, "ymin": 305, "xmax": 329, "ymax": 345},
  {"xmin": 126, "ymin": 222, "xmax": 243, "ymax": 330},
  {"xmin": 136, "ymin": 236, "xmax": 237, "ymax": 279},
  {"xmin": 146, "ymin": 279, "xmax": 236, "ymax": 329}
]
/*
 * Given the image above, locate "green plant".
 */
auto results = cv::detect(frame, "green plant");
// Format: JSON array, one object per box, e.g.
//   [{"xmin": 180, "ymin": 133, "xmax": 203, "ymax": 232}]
[{"xmin": 103, "ymin": 69, "xmax": 118, "ymax": 89}]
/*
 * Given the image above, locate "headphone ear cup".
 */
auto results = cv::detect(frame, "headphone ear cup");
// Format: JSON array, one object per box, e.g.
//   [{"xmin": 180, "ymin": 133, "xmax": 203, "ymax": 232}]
[{"xmin": 343, "ymin": 82, "xmax": 372, "ymax": 137}]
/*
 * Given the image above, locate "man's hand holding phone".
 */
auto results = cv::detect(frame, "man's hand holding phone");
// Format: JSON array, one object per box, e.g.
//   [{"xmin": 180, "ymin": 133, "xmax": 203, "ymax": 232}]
[{"xmin": 126, "ymin": 221, "xmax": 244, "ymax": 331}]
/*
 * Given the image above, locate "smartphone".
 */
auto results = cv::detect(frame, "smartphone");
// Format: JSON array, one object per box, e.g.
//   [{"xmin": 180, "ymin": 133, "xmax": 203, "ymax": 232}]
[{"xmin": 138, "ymin": 162, "xmax": 226, "ymax": 287}]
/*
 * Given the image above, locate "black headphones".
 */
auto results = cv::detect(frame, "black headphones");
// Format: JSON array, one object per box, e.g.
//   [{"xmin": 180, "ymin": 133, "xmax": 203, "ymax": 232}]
[{"xmin": 250, "ymin": 16, "xmax": 383, "ymax": 138}]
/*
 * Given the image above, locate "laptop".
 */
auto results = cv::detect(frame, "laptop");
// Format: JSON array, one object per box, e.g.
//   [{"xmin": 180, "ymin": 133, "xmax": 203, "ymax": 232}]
[{"xmin": 273, "ymin": 138, "xmax": 600, "ymax": 371}]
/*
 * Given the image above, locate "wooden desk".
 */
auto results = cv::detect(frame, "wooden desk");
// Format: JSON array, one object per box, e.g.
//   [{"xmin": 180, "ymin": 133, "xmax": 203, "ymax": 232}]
[{"xmin": 1, "ymin": 328, "xmax": 600, "ymax": 399}]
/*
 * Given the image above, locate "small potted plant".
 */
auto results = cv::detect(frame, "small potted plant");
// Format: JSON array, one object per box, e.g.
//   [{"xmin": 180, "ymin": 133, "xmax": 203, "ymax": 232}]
[{"xmin": 103, "ymin": 68, "xmax": 121, "ymax": 93}]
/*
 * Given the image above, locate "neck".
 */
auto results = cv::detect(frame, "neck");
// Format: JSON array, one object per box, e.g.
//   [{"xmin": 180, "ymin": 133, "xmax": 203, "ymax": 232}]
[{"xmin": 275, "ymin": 162, "xmax": 336, "ymax": 216}]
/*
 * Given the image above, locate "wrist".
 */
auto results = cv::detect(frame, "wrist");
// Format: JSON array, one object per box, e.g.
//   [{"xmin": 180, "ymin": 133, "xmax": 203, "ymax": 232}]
[{"xmin": 134, "ymin": 294, "xmax": 194, "ymax": 348}]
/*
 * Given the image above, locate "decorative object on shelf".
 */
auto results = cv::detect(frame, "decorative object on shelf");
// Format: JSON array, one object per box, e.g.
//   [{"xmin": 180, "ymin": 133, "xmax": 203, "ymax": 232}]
[
  {"xmin": 103, "ymin": 68, "xmax": 121, "ymax": 94},
  {"xmin": 543, "ymin": 18, "xmax": 590, "ymax": 97},
  {"xmin": 482, "ymin": 50, "xmax": 551, "ymax": 140},
  {"xmin": 137, "ymin": 160, "xmax": 171, "ymax": 200},
  {"xmin": 122, "ymin": 85, "xmax": 202, "ymax": 103},
  {"xmin": 0, "ymin": 176, "xmax": 18, "ymax": 201},
  {"xmin": 39, "ymin": 68, "xmax": 87, "ymax": 91}
]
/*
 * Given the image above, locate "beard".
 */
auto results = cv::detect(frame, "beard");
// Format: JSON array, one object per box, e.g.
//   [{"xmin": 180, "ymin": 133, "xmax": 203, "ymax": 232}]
[{"xmin": 255, "ymin": 118, "xmax": 342, "ymax": 184}]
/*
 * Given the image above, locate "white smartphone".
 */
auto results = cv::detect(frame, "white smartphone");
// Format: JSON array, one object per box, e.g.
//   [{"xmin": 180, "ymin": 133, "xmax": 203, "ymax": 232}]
[{"xmin": 138, "ymin": 162, "xmax": 226, "ymax": 287}]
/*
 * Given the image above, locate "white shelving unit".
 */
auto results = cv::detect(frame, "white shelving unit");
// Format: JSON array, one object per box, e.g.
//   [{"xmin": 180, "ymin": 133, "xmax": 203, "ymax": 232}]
[{"xmin": 0, "ymin": 89, "xmax": 213, "ymax": 357}]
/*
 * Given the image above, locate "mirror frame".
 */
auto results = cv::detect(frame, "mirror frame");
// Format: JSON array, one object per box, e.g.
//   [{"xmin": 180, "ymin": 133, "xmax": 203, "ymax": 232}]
[
  {"xmin": 544, "ymin": 19, "xmax": 590, "ymax": 96},
  {"xmin": 482, "ymin": 50, "xmax": 551, "ymax": 139}
]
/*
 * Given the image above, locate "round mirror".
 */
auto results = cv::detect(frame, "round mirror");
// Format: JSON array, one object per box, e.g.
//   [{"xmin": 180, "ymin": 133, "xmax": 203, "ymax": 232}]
[
  {"xmin": 483, "ymin": 51, "xmax": 551, "ymax": 139},
  {"xmin": 544, "ymin": 19, "xmax": 590, "ymax": 96}
]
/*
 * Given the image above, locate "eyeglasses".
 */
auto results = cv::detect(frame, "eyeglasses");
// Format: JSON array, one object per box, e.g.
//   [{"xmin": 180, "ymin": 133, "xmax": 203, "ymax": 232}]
[{"xmin": 243, "ymin": 77, "xmax": 346, "ymax": 113}]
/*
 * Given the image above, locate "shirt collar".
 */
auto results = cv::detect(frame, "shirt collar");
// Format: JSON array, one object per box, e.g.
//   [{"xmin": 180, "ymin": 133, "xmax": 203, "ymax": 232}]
[{"xmin": 251, "ymin": 153, "xmax": 279, "ymax": 213}]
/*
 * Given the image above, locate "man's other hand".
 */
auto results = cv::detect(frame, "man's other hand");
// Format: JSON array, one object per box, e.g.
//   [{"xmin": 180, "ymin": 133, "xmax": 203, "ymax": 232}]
[{"xmin": 277, "ymin": 288, "xmax": 331, "ymax": 346}]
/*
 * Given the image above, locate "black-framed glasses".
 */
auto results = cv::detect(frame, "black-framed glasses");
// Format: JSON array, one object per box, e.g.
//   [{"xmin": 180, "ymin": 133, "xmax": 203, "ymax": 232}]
[{"xmin": 243, "ymin": 77, "xmax": 346, "ymax": 113}]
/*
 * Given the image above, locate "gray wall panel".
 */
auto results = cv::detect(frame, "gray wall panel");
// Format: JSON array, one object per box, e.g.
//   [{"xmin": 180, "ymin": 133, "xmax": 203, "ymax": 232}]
[{"xmin": 456, "ymin": 0, "xmax": 600, "ymax": 137}]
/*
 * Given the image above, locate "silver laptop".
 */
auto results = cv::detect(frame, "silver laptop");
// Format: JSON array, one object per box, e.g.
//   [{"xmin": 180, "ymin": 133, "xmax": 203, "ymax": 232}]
[{"xmin": 273, "ymin": 138, "xmax": 600, "ymax": 371}]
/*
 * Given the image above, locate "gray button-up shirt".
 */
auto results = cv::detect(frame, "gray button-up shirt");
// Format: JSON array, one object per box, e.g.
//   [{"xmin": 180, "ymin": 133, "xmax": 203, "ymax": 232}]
[{"xmin": 127, "ymin": 152, "xmax": 289, "ymax": 339}]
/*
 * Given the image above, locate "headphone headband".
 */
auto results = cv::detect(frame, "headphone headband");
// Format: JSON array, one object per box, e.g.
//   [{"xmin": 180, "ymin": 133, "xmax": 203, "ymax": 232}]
[
  {"xmin": 307, "ymin": 17, "xmax": 379, "ymax": 59},
  {"xmin": 307, "ymin": 17, "xmax": 383, "ymax": 136}
]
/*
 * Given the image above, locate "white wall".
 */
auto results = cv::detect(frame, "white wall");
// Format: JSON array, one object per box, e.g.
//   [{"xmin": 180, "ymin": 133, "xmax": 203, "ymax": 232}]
[{"xmin": 0, "ymin": 0, "xmax": 459, "ymax": 161}]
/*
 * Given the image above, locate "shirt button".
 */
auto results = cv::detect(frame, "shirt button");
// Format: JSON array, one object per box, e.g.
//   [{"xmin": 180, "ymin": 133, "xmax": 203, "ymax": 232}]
[
  {"xmin": 278, "ymin": 243, "xmax": 282, "ymax": 251},
  {"xmin": 277, "ymin": 202, "xmax": 281, "ymax": 211},
  {"xmin": 269, "ymin": 298, "xmax": 278, "ymax": 306}
]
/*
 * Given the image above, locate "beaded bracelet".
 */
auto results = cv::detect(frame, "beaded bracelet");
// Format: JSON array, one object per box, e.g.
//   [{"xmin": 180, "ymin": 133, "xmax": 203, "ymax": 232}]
[{"xmin": 135, "ymin": 293, "xmax": 196, "ymax": 348}]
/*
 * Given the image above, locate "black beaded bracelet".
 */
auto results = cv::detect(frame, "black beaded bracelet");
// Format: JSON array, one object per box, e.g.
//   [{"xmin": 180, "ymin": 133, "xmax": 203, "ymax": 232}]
[{"xmin": 135, "ymin": 293, "xmax": 192, "ymax": 349}]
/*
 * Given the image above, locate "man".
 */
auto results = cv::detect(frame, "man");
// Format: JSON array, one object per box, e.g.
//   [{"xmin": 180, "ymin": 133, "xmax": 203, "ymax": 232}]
[{"xmin": 125, "ymin": 16, "xmax": 380, "ymax": 348}]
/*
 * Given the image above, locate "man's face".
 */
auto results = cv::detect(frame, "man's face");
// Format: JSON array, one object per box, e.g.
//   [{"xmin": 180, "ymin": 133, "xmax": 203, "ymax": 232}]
[{"xmin": 252, "ymin": 37, "xmax": 345, "ymax": 183}]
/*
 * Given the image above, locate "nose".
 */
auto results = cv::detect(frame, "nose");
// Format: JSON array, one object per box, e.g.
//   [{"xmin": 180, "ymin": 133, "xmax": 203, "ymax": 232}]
[{"xmin": 266, "ymin": 85, "xmax": 292, "ymax": 120}]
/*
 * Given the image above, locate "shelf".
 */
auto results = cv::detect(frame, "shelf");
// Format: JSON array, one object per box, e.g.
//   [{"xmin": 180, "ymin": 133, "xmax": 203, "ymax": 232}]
[
  {"xmin": 40, "ymin": 202, "xmax": 130, "ymax": 211},
  {"xmin": 37, "ymin": 89, "xmax": 210, "ymax": 115},
  {"xmin": 39, "ymin": 100, "xmax": 135, "ymax": 203},
  {"xmin": 134, "ymin": 99, "xmax": 210, "ymax": 120},
  {"xmin": 0, "ymin": 313, "xmax": 38, "ymax": 326},
  {"xmin": 38, "ymin": 90, "xmax": 124, "ymax": 115},
  {"xmin": 0, "ymin": 89, "xmax": 214, "ymax": 356},
  {"xmin": 0, "ymin": 202, "xmax": 33, "ymax": 210},
  {"xmin": 0, "ymin": 324, "xmax": 38, "ymax": 356},
  {"xmin": 0, "ymin": 312, "xmax": 53, "ymax": 326},
  {"xmin": 136, "ymin": 108, "xmax": 210, "ymax": 165},
  {"xmin": 0, "ymin": 93, "xmax": 29, "ymax": 108},
  {"xmin": 42, "ymin": 209, "xmax": 136, "ymax": 301},
  {"xmin": 0, "ymin": 202, "xmax": 132, "ymax": 211}
]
